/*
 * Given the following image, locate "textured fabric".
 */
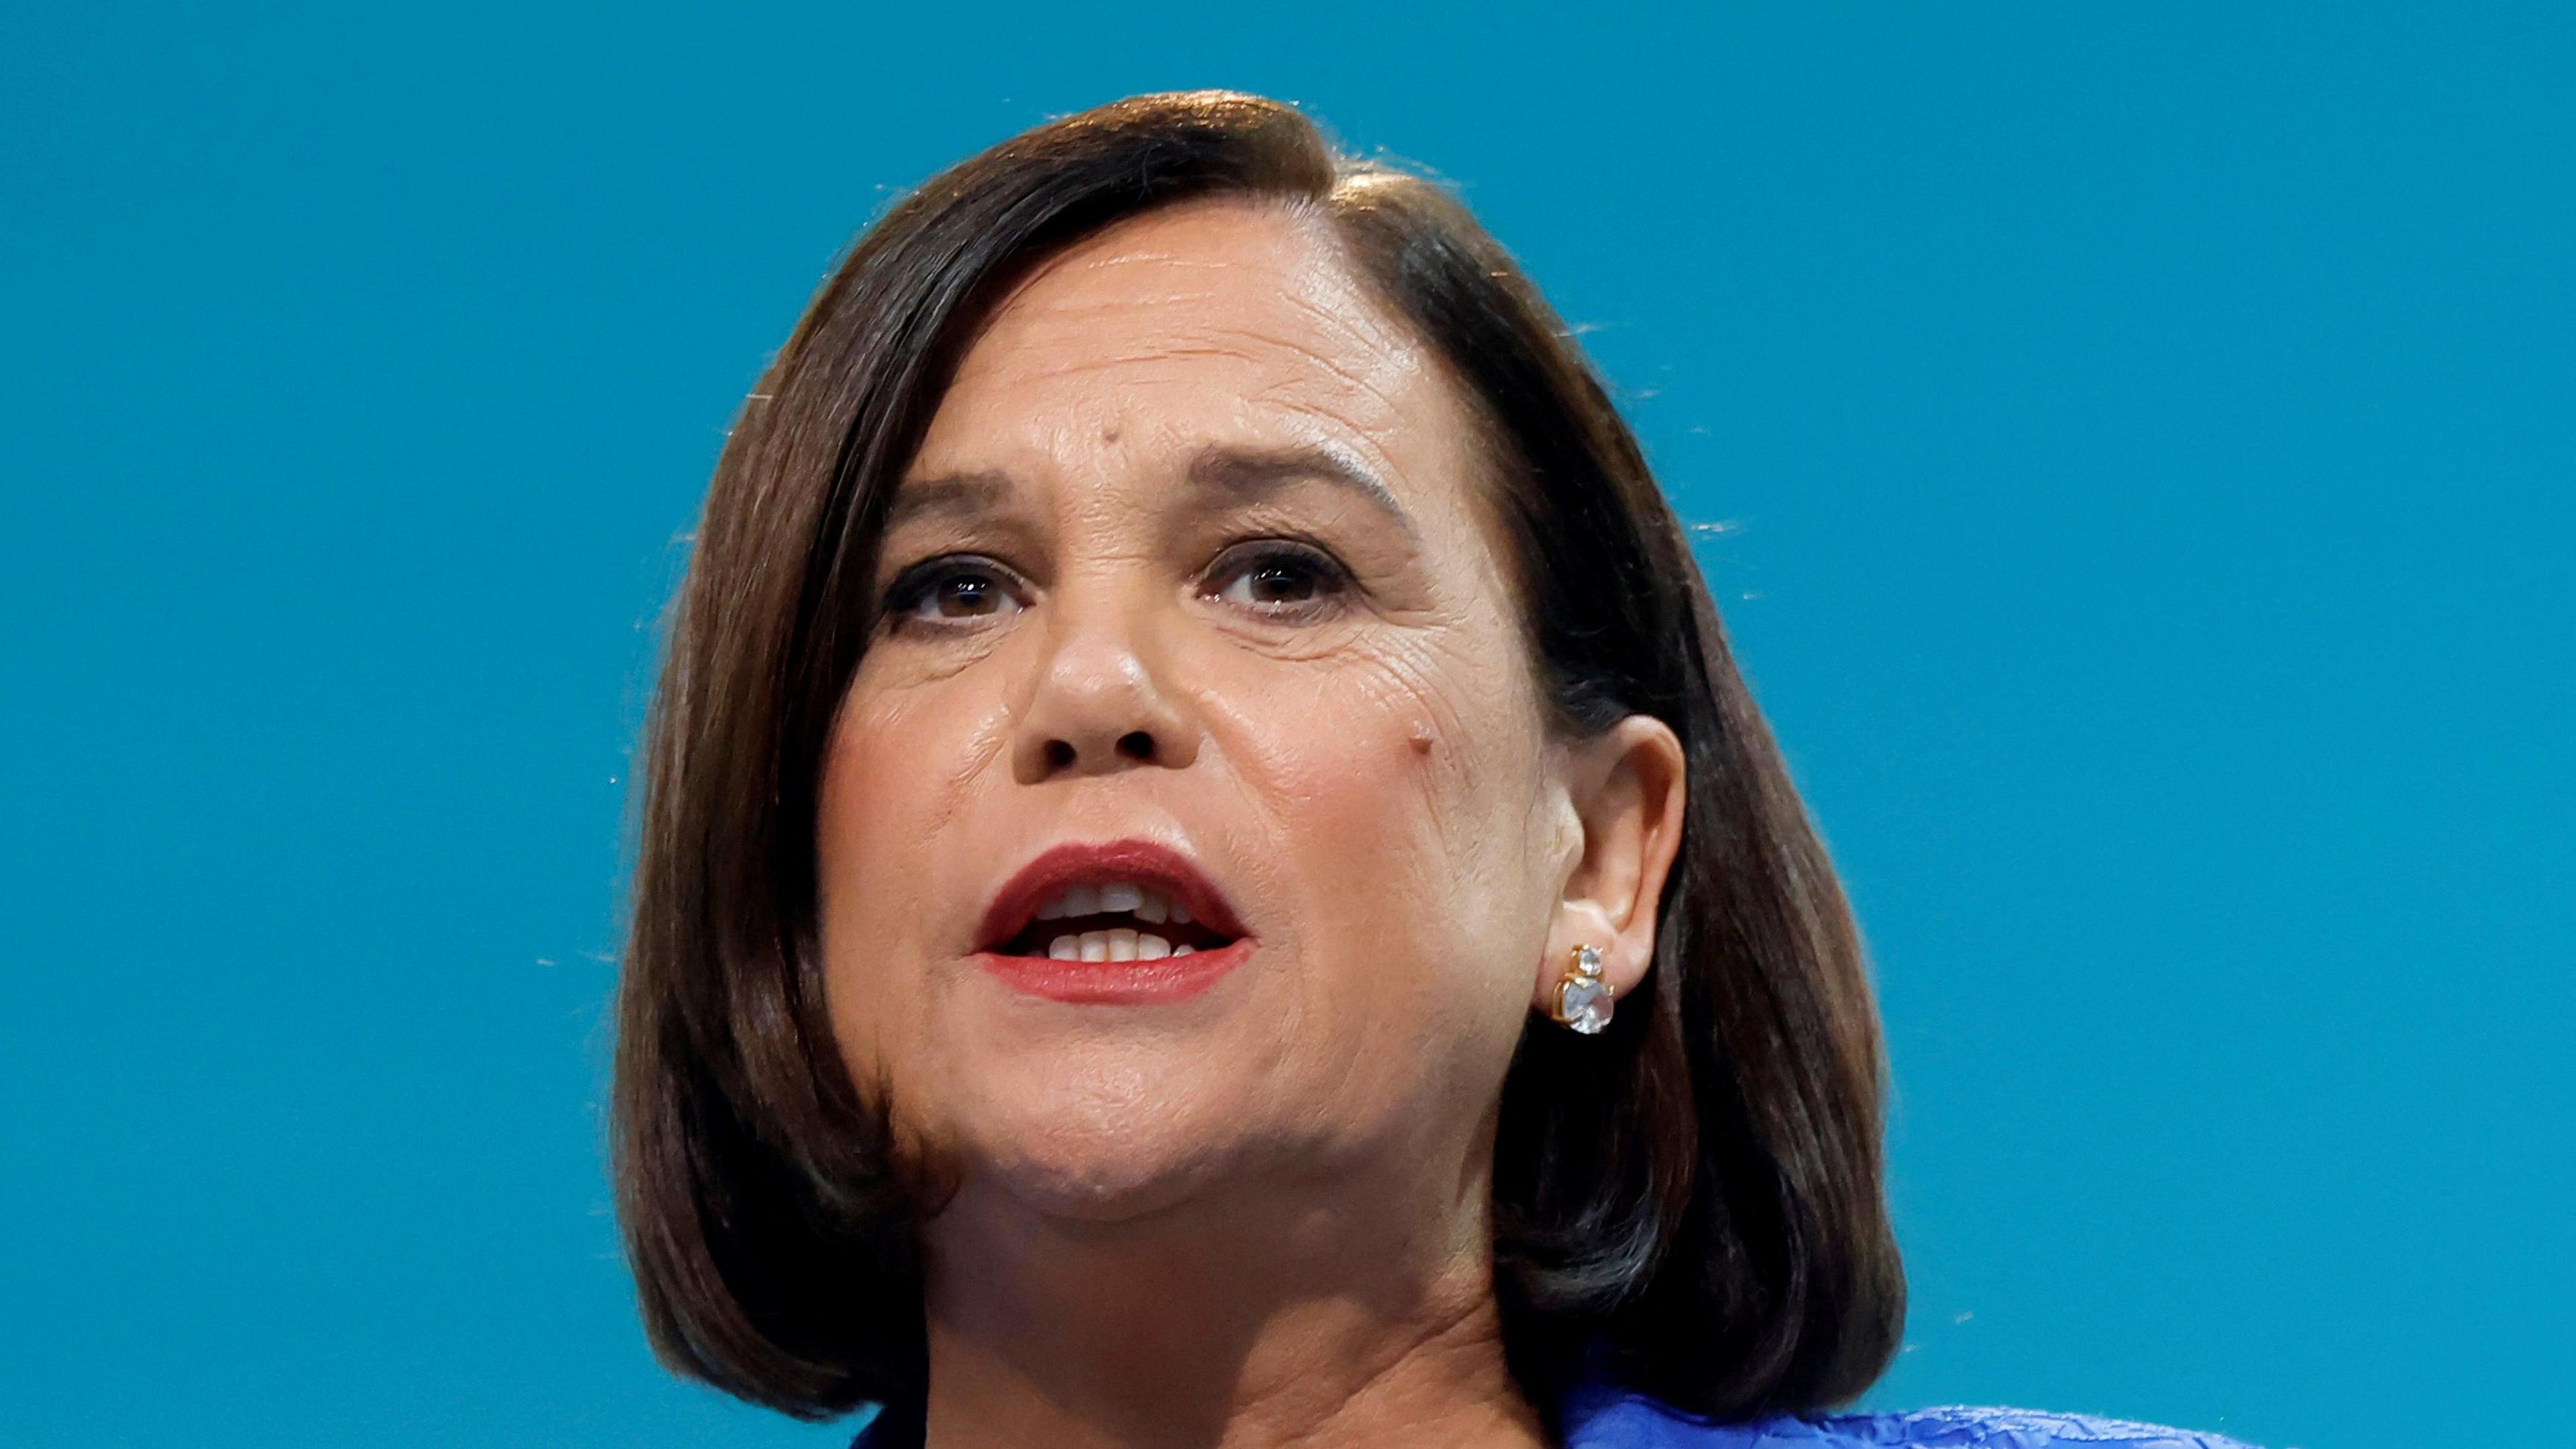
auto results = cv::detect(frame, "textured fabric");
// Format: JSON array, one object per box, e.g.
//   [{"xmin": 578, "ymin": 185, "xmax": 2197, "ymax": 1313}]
[
  {"xmin": 1558, "ymin": 1380, "xmax": 2263, "ymax": 1449},
  {"xmin": 848, "ymin": 1379, "xmax": 2264, "ymax": 1448}
]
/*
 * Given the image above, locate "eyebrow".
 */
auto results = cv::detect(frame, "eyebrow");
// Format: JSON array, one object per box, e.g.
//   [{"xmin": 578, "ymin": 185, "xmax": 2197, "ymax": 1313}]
[
  {"xmin": 890, "ymin": 443, "xmax": 1420, "ymax": 542},
  {"xmin": 881, "ymin": 470, "xmax": 1012, "ymax": 532},
  {"xmin": 1185, "ymin": 443, "xmax": 1416, "ymax": 540}
]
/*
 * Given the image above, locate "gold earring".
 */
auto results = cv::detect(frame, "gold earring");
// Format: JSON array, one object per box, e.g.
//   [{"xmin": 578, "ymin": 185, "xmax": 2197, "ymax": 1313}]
[{"xmin": 1550, "ymin": 943, "xmax": 1613, "ymax": 1034}]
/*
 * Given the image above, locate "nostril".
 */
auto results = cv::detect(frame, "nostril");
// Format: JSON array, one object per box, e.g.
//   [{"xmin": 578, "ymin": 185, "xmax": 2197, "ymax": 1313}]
[
  {"xmin": 1116, "ymin": 731, "xmax": 1155, "ymax": 761},
  {"xmin": 1043, "ymin": 739, "xmax": 1076, "ymax": 772}
]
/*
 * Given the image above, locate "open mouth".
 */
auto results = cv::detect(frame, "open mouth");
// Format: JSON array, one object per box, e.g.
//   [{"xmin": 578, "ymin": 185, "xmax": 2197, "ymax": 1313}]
[
  {"xmin": 973, "ymin": 839, "xmax": 1252, "ymax": 1002},
  {"xmin": 994, "ymin": 879, "xmax": 1241, "ymax": 960}
]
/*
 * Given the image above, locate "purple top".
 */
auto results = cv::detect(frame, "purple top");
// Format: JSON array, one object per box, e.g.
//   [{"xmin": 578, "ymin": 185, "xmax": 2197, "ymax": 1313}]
[
  {"xmin": 851, "ymin": 1377, "xmax": 2263, "ymax": 1448},
  {"xmin": 1558, "ymin": 1379, "xmax": 2262, "ymax": 1448}
]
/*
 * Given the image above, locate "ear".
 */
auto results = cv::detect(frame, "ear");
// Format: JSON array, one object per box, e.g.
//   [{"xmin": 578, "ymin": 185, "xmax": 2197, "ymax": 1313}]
[{"xmin": 1534, "ymin": 714, "xmax": 1688, "ymax": 1016}]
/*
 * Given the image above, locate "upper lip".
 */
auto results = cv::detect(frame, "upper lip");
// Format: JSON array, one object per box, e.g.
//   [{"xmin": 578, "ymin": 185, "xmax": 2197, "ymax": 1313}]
[{"xmin": 974, "ymin": 838, "xmax": 1248, "ymax": 955}]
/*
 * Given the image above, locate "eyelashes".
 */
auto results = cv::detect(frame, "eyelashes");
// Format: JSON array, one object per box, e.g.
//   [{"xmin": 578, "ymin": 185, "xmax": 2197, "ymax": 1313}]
[
  {"xmin": 881, "ymin": 554, "xmax": 1028, "ymax": 630},
  {"xmin": 877, "ymin": 538, "xmax": 1355, "ymax": 636},
  {"xmin": 1200, "ymin": 539, "xmax": 1351, "ymax": 616}
]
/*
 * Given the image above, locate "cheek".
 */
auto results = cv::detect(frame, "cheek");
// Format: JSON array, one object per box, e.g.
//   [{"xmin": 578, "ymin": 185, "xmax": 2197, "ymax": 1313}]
[
  {"xmin": 828, "ymin": 675, "xmax": 1013, "ymax": 849},
  {"xmin": 1216, "ymin": 624, "xmax": 1550, "ymax": 1003},
  {"xmin": 814, "ymin": 677, "xmax": 1012, "ymax": 1067}
]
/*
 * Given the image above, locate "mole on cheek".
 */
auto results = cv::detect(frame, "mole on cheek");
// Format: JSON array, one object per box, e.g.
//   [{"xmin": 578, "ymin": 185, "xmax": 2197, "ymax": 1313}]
[{"xmin": 1407, "ymin": 719, "xmax": 1436, "ymax": 755}]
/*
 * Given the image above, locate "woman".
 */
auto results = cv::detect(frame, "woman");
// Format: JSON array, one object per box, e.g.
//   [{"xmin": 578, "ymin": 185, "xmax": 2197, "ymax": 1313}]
[{"xmin": 612, "ymin": 91, "xmax": 2256, "ymax": 1449}]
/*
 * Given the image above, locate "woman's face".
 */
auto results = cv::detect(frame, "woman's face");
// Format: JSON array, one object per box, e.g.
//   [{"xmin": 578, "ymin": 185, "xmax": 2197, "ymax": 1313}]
[{"xmin": 816, "ymin": 197, "xmax": 1595, "ymax": 1218}]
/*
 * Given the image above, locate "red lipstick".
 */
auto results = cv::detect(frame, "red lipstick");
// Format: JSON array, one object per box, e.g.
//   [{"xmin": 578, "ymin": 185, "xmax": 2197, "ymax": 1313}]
[{"xmin": 971, "ymin": 839, "xmax": 1251, "ymax": 1004}]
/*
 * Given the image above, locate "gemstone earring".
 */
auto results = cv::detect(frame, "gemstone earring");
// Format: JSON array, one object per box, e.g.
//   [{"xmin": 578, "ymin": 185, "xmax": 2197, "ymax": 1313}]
[{"xmin": 1550, "ymin": 943, "xmax": 1614, "ymax": 1034}]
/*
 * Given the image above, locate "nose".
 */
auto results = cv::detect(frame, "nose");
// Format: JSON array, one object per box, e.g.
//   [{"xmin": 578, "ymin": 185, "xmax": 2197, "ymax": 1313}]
[{"xmin": 1010, "ymin": 584, "xmax": 1200, "ymax": 784}]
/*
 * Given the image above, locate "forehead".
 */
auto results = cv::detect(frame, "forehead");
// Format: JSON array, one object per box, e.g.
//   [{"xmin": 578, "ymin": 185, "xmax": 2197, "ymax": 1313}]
[{"xmin": 912, "ymin": 198, "xmax": 1478, "ymax": 488}]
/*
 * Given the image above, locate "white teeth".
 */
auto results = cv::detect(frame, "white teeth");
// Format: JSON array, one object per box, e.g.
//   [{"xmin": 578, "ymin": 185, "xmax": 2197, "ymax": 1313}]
[
  {"xmin": 1106, "ymin": 928, "xmax": 1138, "ymax": 961},
  {"xmin": 1079, "ymin": 932, "xmax": 1109, "ymax": 963},
  {"xmin": 1048, "ymin": 934, "xmax": 1079, "ymax": 960},
  {"xmin": 1033, "ymin": 879, "xmax": 1189, "ymax": 925},
  {"xmin": 1136, "ymin": 932, "xmax": 1171, "ymax": 959},
  {"xmin": 1172, "ymin": 943, "xmax": 1195, "ymax": 957}
]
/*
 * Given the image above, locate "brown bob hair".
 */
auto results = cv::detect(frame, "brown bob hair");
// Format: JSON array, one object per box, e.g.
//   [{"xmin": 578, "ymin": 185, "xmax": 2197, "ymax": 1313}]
[{"xmin": 614, "ymin": 90, "xmax": 1902, "ymax": 1429}]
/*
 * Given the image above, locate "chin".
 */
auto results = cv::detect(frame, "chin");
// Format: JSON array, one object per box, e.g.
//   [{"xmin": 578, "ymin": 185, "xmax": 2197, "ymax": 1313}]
[{"xmin": 940, "ymin": 1055, "xmax": 1293, "ymax": 1223}]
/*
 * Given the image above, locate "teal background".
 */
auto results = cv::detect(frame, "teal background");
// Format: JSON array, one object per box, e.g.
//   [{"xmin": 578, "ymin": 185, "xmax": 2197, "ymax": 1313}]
[{"xmin": 5, "ymin": 5, "xmax": 2569, "ymax": 1447}]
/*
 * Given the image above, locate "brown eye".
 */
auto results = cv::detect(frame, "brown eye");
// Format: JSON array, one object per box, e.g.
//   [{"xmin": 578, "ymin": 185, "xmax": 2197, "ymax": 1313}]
[
  {"xmin": 932, "ymin": 574, "xmax": 1004, "ymax": 616},
  {"xmin": 885, "ymin": 557, "xmax": 1026, "ymax": 631},
  {"xmin": 1206, "ymin": 541, "xmax": 1349, "ymax": 616}
]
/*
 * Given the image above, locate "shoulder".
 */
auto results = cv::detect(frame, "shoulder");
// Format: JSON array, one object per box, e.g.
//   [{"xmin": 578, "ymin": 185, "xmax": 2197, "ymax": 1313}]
[{"xmin": 1560, "ymin": 1387, "xmax": 2265, "ymax": 1449}]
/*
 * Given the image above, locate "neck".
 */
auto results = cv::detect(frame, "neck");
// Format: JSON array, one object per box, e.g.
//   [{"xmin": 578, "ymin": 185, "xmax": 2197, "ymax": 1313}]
[{"xmin": 917, "ymin": 1148, "xmax": 1549, "ymax": 1449}]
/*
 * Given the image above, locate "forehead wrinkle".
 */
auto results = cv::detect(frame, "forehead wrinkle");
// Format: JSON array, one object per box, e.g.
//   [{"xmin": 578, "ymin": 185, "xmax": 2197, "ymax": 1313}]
[
  {"xmin": 965, "ymin": 251, "xmax": 1416, "ymax": 398},
  {"xmin": 979, "ymin": 339, "xmax": 1289, "ymax": 386},
  {"xmin": 963, "ymin": 322, "xmax": 1417, "ymax": 424},
  {"xmin": 971, "ymin": 250, "xmax": 1273, "ymax": 351},
  {"xmin": 989, "ymin": 282, "xmax": 1234, "ymax": 333},
  {"xmin": 1246, "ymin": 393, "xmax": 1422, "ymax": 488},
  {"xmin": 1055, "ymin": 239, "xmax": 1250, "ymax": 276},
  {"xmin": 1273, "ymin": 278, "xmax": 1417, "ymax": 361},
  {"xmin": 965, "ymin": 225, "xmax": 1224, "ymax": 327},
  {"xmin": 1218, "ymin": 316, "xmax": 1416, "ymax": 411},
  {"xmin": 1236, "ymin": 347, "xmax": 1409, "ymax": 425}
]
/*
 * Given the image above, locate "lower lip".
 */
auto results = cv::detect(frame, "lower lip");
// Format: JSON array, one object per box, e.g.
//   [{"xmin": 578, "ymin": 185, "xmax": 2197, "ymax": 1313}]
[{"xmin": 972, "ymin": 937, "xmax": 1253, "ymax": 1004}]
